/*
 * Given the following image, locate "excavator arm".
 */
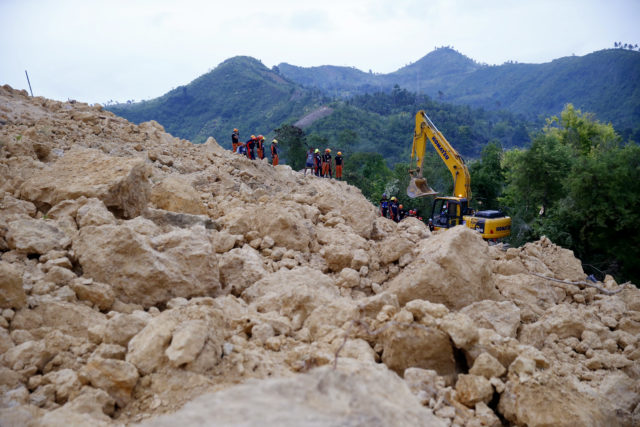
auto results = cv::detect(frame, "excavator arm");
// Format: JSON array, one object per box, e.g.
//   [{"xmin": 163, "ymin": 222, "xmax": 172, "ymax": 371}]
[{"xmin": 407, "ymin": 110, "xmax": 472, "ymax": 200}]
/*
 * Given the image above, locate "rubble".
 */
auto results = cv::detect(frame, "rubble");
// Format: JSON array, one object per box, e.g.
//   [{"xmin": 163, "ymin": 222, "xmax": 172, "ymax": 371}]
[{"xmin": 1, "ymin": 84, "xmax": 638, "ymax": 426}]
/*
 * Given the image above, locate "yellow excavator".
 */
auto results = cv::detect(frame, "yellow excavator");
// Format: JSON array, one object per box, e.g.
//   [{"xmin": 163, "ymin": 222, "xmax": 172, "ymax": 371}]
[{"xmin": 407, "ymin": 110, "xmax": 511, "ymax": 239}]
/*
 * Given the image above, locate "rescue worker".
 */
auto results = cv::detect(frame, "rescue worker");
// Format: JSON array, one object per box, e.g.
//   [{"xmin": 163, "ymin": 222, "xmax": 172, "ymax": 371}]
[
  {"xmin": 322, "ymin": 148, "xmax": 332, "ymax": 178},
  {"xmin": 389, "ymin": 197, "xmax": 399, "ymax": 222},
  {"xmin": 271, "ymin": 139, "xmax": 279, "ymax": 166},
  {"xmin": 304, "ymin": 147, "xmax": 315, "ymax": 175},
  {"xmin": 231, "ymin": 128, "xmax": 239, "ymax": 153},
  {"xmin": 246, "ymin": 135, "xmax": 256, "ymax": 160},
  {"xmin": 237, "ymin": 141, "xmax": 247, "ymax": 156},
  {"xmin": 398, "ymin": 204, "xmax": 406, "ymax": 221},
  {"xmin": 380, "ymin": 194, "xmax": 389, "ymax": 218},
  {"xmin": 428, "ymin": 218, "xmax": 435, "ymax": 232},
  {"xmin": 256, "ymin": 135, "xmax": 265, "ymax": 160},
  {"xmin": 314, "ymin": 149, "xmax": 322, "ymax": 177},
  {"xmin": 335, "ymin": 151, "xmax": 343, "ymax": 180}
]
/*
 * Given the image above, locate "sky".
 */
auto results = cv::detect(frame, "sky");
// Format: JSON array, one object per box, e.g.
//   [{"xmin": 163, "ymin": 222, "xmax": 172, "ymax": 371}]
[{"xmin": 1, "ymin": 0, "xmax": 639, "ymax": 104}]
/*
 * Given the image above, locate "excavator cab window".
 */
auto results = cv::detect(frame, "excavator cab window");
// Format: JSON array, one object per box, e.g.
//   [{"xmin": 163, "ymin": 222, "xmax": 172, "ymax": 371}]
[{"xmin": 432, "ymin": 199, "xmax": 462, "ymax": 228}]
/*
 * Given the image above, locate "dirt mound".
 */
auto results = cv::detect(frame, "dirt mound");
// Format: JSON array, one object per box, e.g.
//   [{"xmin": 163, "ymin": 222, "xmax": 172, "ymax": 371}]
[{"xmin": 1, "ymin": 84, "xmax": 639, "ymax": 426}]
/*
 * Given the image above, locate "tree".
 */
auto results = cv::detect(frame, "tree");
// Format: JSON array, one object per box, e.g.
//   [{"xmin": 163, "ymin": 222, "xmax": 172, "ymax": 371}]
[
  {"xmin": 274, "ymin": 125, "xmax": 307, "ymax": 171},
  {"xmin": 469, "ymin": 141, "xmax": 505, "ymax": 210}
]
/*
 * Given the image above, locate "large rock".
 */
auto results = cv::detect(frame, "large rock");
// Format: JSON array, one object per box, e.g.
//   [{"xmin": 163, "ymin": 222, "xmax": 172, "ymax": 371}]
[
  {"xmin": 386, "ymin": 226, "xmax": 502, "ymax": 310},
  {"xmin": 150, "ymin": 175, "xmax": 207, "ymax": 215},
  {"xmin": 5, "ymin": 218, "xmax": 71, "ymax": 254},
  {"xmin": 218, "ymin": 245, "xmax": 267, "ymax": 295},
  {"xmin": 79, "ymin": 357, "xmax": 139, "ymax": 407},
  {"xmin": 460, "ymin": 300, "xmax": 521, "ymax": 338},
  {"xmin": 381, "ymin": 322, "xmax": 456, "ymax": 382},
  {"xmin": 19, "ymin": 147, "xmax": 151, "ymax": 218},
  {"xmin": 73, "ymin": 219, "xmax": 220, "ymax": 308},
  {"xmin": 0, "ymin": 261, "xmax": 26, "ymax": 309},
  {"xmin": 253, "ymin": 203, "xmax": 315, "ymax": 252},
  {"xmin": 140, "ymin": 361, "xmax": 446, "ymax": 427},
  {"xmin": 455, "ymin": 374, "xmax": 494, "ymax": 407}
]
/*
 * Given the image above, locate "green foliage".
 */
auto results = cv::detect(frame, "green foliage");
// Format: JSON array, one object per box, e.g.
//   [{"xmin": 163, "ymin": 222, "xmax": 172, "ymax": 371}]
[
  {"xmin": 500, "ymin": 104, "xmax": 640, "ymax": 283},
  {"xmin": 274, "ymin": 124, "xmax": 307, "ymax": 171},
  {"xmin": 469, "ymin": 141, "xmax": 505, "ymax": 210},
  {"xmin": 342, "ymin": 152, "xmax": 393, "ymax": 202}
]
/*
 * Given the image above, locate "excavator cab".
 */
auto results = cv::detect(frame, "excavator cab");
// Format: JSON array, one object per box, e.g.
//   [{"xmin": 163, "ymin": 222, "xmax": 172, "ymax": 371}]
[{"xmin": 431, "ymin": 197, "xmax": 467, "ymax": 229}]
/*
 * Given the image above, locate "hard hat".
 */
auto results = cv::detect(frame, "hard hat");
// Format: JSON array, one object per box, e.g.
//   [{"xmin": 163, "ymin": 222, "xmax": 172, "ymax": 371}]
[
  {"xmin": 325, "ymin": 148, "xmax": 330, "ymax": 152},
  {"xmin": 382, "ymin": 193, "xmax": 387, "ymax": 198},
  {"xmin": 272, "ymin": 139, "xmax": 278, "ymax": 143},
  {"xmin": 251, "ymin": 135, "xmax": 256, "ymax": 139},
  {"xmin": 337, "ymin": 151, "xmax": 342, "ymax": 155},
  {"xmin": 391, "ymin": 196, "xmax": 396, "ymax": 201},
  {"xmin": 233, "ymin": 128, "xmax": 238, "ymax": 132},
  {"xmin": 315, "ymin": 149, "xmax": 319, "ymax": 153},
  {"xmin": 258, "ymin": 135, "xmax": 264, "ymax": 139},
  {"xmin": 399, "ymin": 204, "xmax": 403, "ymax": 209}
]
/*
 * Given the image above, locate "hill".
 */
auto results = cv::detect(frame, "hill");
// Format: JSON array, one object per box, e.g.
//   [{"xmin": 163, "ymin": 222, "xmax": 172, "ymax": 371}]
[
  {"xmin": 1, "ymin": 85, "xmax": 639, "ymax": 426},
  {"xmin": 279, "ymin": 48, "xmax": 640, "ymax": 135}
]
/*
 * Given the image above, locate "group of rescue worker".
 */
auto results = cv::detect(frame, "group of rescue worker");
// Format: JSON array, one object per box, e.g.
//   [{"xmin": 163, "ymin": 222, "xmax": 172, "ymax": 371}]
[
  {"xmin": 379, "ymin": 194, "xmax": 426, "ymax": 225},
  {"xmin": 304, "ymin": 147, "xmax": 343, "ymax": 179},
  {"xmin": 231, "ymin": 129, "xmax": 279, "ymax": 166}
]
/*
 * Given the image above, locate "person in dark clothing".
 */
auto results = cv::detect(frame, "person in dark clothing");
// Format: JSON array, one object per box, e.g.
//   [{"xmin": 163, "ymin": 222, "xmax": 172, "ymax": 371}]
[
  {"xmin": 256, "ymin": 135, "xmax": 265, "ymax": 160},
  {"xmin": 304, "ymin": 147, "xmax": 315, "ymax": 175},
  {"xmin": 271, "ymin": 139, "xmax": 279, "ymax": 165},
  {"xmin": 389, "ymin": 197, "xmax": 399, "ymax": 222},
  {"xmin": 398, "ymin": 204, "xmax": 406, "ymax": 221},
  {"xmin": 246, "ymin": 135, "xmax": 256, "ymax": 160},
  {"xmin": 380, "ymin": 194, "xmax": 389, "ymax": 218},
  {"xmin": 335, "ymin": 151, "xmax": 344, "ymax": 179},
  {"xmin": 314, "ymin": 149, "xmax": 322, "ymax": 176},
  {"xmin": 428, "ymin": 218, "xmax": 435, "ymax": 232},
  {"xmin": 231, "ymin": 128, "xmax": 239, "ymax": 153},
  {"xmin": 322, "ymin": 148, "xmax": 332, "ymax": 178}
]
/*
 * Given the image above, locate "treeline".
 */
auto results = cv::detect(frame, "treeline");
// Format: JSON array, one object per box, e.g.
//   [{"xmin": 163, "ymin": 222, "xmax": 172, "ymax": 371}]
[{"xmin": 276, "ymin": 104, "xmax": 640, "ymax": 285}]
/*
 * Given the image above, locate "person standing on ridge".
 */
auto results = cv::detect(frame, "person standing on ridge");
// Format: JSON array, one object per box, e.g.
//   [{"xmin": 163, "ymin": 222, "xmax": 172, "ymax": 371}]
[
  {"xmin": 322, "ymin": 148, "xmax": 332, "ymax": 178},
  {"xmin": 231, "ymin": 128, "xmax": 239, "ymax": 153},
  {"xmin": 246, "ymin": 135, "xmax": 256, "ymax": 160},
  {"xmin": 398, "ymin": 204, "xmax": 406, "ymax": 221},
  {"xmin": 271, "ymin": 139, "xmax": 279, "ymax": 166},
  {"xmin": 380, "ymin": 194, "xmax": 389, "ymax": 218},
  {"xmin": 334, "ymin": 151, "xmax": 344, "ymax": 180},
  {"xmin": 257, "ymin": 135, "xmax": 265, "ymax": 160},
  {"xmin": 314, "ymin": 149, "xmax": 322, "ymax": 177},
  {"xmin": 304, "ymin": 147, "xmax": 315, "ymax": 175},
  {"xmin": 389, "ymin": 197, "xmax": 399, "ymax": 222}
]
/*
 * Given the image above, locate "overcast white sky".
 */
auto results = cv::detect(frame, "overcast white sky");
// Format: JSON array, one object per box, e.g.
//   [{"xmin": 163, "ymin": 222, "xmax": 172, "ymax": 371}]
[{"xmin": 1, "ymin": 0, "xmax": 639, "ymax": 104}]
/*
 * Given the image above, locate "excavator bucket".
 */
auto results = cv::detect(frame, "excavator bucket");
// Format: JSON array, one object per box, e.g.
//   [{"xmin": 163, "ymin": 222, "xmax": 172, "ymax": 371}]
[{"xmin": 407, "ymin": 176, "xmax": 438, "ymax": 198}]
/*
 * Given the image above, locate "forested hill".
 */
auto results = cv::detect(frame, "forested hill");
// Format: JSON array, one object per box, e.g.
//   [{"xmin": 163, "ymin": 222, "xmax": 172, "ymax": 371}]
[
  {"xmin": 278, "ymin": 48, "xmax": 640, "ymax": 135},
  {"xmin": 107, "ymin": 56, "xmax": 325, "ymax": 143}
]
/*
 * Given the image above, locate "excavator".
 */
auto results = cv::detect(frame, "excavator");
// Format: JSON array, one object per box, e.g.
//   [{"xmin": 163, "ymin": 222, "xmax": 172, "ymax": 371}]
[{"xmin": 407, "ymin": 110, "xmax": 511, "ymax": 240}]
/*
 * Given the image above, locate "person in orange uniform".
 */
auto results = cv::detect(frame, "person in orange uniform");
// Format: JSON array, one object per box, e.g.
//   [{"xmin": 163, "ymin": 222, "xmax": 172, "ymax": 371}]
[
  {"xmin": 322, "ymin": 148, "xmax": 332, "ymax": 178},
  {"xmin": 246, "ymin": 135, "xmax": 256, "ymax": 160},
  {"xmin": 271, "ymin": 139, "xmax": 279, "ymax": 166},
  {"xmin": 231, "ymin": 128, "xmax": 239, "ymax": 152},
  {"xmin": 334, "ymin": 151, "xmax": 343, "ymax": 179},
  {"xmin": 256, "ymin": 135, "xmax": 265, "ymax": 160}
]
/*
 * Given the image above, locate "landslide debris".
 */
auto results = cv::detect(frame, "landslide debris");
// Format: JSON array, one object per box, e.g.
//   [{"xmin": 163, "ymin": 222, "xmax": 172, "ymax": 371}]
[{"xmin": 1, "ymin": 84, "xmax": 639, "ymax": 427}]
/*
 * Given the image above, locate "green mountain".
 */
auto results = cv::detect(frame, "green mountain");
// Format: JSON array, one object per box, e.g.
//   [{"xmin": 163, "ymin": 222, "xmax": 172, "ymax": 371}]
[
  {"xmin": 278, "ymin": 48, "xmax": 640, "ymax": 134},
  {"xmin": 108, "ymin": 56, "xmax": 323, "ymax": 144}
]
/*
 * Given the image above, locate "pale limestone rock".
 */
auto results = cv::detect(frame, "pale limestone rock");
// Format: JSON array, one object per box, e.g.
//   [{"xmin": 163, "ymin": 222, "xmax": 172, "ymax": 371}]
[
  {"xmin": 337, "ymin": 267, "xmax": 360, "ymax": 288},
  {"xmin": 74, "ymin": 220, "xmax": 220, "ymax": 308},
  {"xmin": 42, "ymin": 368, "xmax": 82, "ymax": 404},
  {"xmin": 1, "ymin": 340, "xmax": 53, "ymax": 371},
  {"xmin": 0, "ymin": 193, "xmax": 36, "ymax": 220},
  {"xmin": 150, "ymin": 175, "xmax": 207, "ymax": 215},
  {"xmin": 455, "ymin": 374, "xmax": 494, "ymax": 407},
  {"xmin": 218, "ymin": 245, "xmax": 267, "ymax": 295},
  {"xmin": 439, "ymin": 312, "xmax": 478, "ymax": 350},
  {"xmin": 0, "ymin": 261, "xmax": 26, "ymax": 309},
  {"xmin": 165, "ymin": 320, "xmax": 208, "ymax": 367},
  {"xmin": 70, "ymin": 279, "xmax": 115, "ymax": 311},
  {"xmin": 474, "ymin": 402, "xmax": 501, "ymax": 427},
  {"xmin": 102, "ymin": 312, "xmax": 149, "ymax": 346},
  {"xmin": 254, "ymin": 202, "xmax": 315, "ymax": 252},
  {"xmin": 376, "ymin": 234, "xmax": 413, "ymax": 265},
  {"xmin": 19, "ymin": 147, "xmax": 151, "ymax": 218},
  {"xmin": 403, "ymin": 367, "xmax": 444, "ymax": 400},
  {"xmin": 322, "ymin": 244, "xmax": 354, "ymax": 272},
  {"xmin": 460, "ymin": 300, "xmax": 521, "ymax": 338},
  {"xmin": 381, "ymin": 322, "xmax": 456, "ymax": 382},
  {"xmin": 80, "ymin": 357, "xmax": 139, "ymax": 407},
  {"xmin": 140, "ymin": 362, "xmax": 446, "ymax": 427},
  {"xmin": 75, "ymin": 197, "xmax": 116, "ymax": 228},
  {"xmin": 386, "ymin": 226, "xmax": 501, "ymax": 310},
  {"xmin": 6, "ymin": 218, "xmax": 70, "ymax": 254},
  {"xmin": 304, "ymin": 298, "xmax": 357, "ymax": 341},
  {"xmin": 404, "ymin": 299, "xmax": 449, "ymax": 320},
  {"xmin": 469, "ymin": 352, "xmax": 506, "ymax": 379}
]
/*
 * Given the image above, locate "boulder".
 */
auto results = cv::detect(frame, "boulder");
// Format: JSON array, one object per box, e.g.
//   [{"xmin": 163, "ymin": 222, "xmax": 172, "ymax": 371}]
[
  {"xmin": 5, "ymin": 218, "xmax": 70, "ymax": 254},
  {"xmin": 460, "ymin": 300, "xmax": 521, "ymax": 338},
  {"xmin": 75, "ymin": 197, "xmax": 117, "ymax": 228},
  {"xmin": 79, "ymin": 357, "xmax": 139, "ymax": 407},
  {"xmin": 102, "ymin": 312, "xmax": 149, "ymax": 346},
  {"xmin": 386, "ymin": 226, "xmax": 501, "ymax": 310},
  {"xmin": 469, "ymin": 352, "xmax": 506, "ymax": 379},
  {"xmin": 70, "ymin": 279, "xmax": 115, "ymax": 311},
  {"xmin": 19, "ymin": 147, "xmax": 151, "ymax": 218},
  {"xmin": 0, "ymin": 261, "xmax": 26, "ymax": 309},
  {"xmin": 140, "ymin": 362, "xmax": 446, "ymax": 427},
  {"xmin": 73, "ymin": 220, "xmax": 220, "ymax": 308},
  {"xmin": 381, "ymin": 322, "xmax": 456, "ymax": 381},
  {"xmin": 253, "ymin": 203, "xmax": 315, "ymax": 252},
  {"xmin": 150, "ymin": 175, "xmax": 207, "ymax": 215},
  {"xmin": 455, "ymin": 374, "xmax": 494, "ymax": 407},
  {"xmin": 218, "ymin": 245, "xmax": 267, "ymax": 295}
]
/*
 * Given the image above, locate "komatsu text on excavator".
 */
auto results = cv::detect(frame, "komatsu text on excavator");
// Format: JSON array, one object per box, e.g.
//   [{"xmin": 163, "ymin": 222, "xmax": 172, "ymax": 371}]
[{"xmin": 407, "ymin": 110, "xmax": 511, "ymax": 239}]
